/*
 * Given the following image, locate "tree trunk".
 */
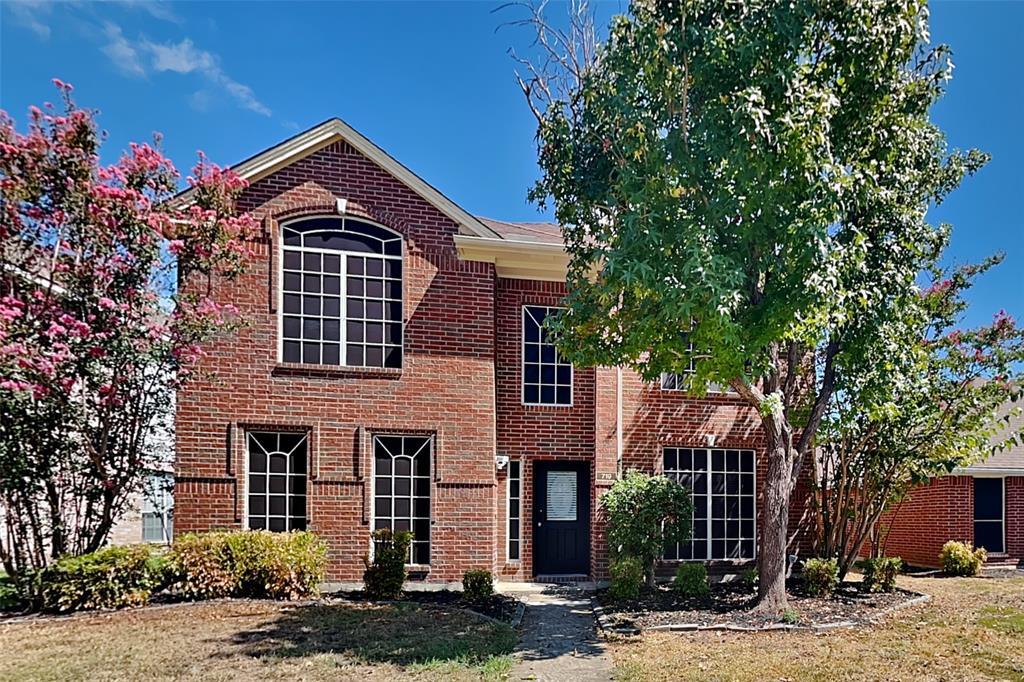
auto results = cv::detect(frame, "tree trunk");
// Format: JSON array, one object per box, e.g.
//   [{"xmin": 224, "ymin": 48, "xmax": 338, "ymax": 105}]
[{"xmin": 757, "ymin": 435, "xmax": 792, "ymax": 613}]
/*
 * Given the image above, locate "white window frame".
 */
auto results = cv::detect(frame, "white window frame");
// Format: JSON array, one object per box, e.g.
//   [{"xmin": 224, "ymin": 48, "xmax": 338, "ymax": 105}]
[
  {"xmin": 244, "ymin": 431, "xmax": 309, "ymax": 532},
  {"xmin": 521, "ymin": 305, "xmax": 574, "ymax": 407},
  {"xmin": 370, "ymin": 434, "xmax": 433, "ymax": 566},
  {"xmin": 141, "ymin": 471, "xmax": 173, "ymax": 544},
  {"xmin": 663, "ymin": 447, "xmax": 757, "ymax": 561},
  {"xmin": 507, "ymin": 459, "xmax": 521, "ymax": 561},
  {"xmin": 277, "ymin": 215, "xmax": 404, "ymax": 368},
  {"xmin": 973, "ymin": 475, "xmax": 1006, "ymax": 554}
]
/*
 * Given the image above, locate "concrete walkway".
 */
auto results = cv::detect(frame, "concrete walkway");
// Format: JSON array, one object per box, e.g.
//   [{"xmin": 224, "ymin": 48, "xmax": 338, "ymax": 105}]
[{"xmin": 511, "ymin": 586, "xmax": 613, "ymax": 682}]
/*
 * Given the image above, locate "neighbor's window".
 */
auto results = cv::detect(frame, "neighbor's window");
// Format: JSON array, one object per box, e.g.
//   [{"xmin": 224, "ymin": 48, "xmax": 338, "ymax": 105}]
[
  {"xmin": 507, "ymin": 459, "xmax": 521, "ymax": 561},
  {"xmin": 141, "ymin": 472, "xmax": 173, "ymax": 543},
  {"xmin": 247, "ymin": 431, "xmax": 308, "ymax": 531},
  {"xmin": 373, "ymin": 435, "xmax": 432, "ymax": 564},
  {"xmin": 522, "ymin": 305, "xmax": 572, "ymax": 406},
  {"xmin": 280, "ymin": 216, "xmax": 403, "ymax": 368},
  {"xmin": 663, "ymin": 447, "xmax": 756, "ymax": 560}
]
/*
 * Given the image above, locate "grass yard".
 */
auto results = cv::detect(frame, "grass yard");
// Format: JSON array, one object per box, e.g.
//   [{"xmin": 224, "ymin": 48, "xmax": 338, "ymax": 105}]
[
  {"xmin": 611, "ymin": 574, "xmax": 1024, "ymax": 681},
  {"xmin": 0, "ymin": 598, "xmax": 516, "ymax": 681}
]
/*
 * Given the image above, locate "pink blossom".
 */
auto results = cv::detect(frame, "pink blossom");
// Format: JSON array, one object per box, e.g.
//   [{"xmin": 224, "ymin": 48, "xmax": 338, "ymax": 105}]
[{"xmin": 98, "ymin": 297, "xmax": 116, "ymax": 310}]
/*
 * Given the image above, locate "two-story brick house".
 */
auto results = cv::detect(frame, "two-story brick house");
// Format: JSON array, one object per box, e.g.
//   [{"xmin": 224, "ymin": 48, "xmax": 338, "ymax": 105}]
[{"xmin": 176, "ymin": 119, "xmax": 812, "ymax": 582}]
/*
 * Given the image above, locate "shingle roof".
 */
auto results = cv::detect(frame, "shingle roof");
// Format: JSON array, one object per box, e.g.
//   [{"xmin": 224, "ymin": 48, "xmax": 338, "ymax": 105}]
[
  {"xmin": 967, "ymin": 399, "xmax": 1024, "ymax": 472},
  {"xmin": 476, "ymin": 217, "xmax": 564, "ymax": 245}
]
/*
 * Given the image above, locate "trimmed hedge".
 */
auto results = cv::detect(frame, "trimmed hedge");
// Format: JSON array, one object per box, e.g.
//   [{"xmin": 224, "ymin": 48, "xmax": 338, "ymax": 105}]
[
  {"xmin": 35, "ymin": 545, "xmax": 166, "ymax": 613},
  {"xmin": 363, "ymin": 528, "xmax": 412, "ymax": 600},
  {"xmin": 859, "ymin": 556, "xmax": 902, "ymax": 592},
  {"xmin": 167, "ymin": 530, "xmax": 326, "ymax": 600},
  {"xmin": 462, "ymin": 569, "xmax": 495, "ymax": 603},
  {"xmin": 672, "ymin": 563, "xmax": 710, "ymax": 597},
  {"xmin": 802, "ymin": 557, "xmax": 839, "ymax": 597},
  {"xmin": 608, "ymin": 556, "xmax": 645, "ymax": 601}
]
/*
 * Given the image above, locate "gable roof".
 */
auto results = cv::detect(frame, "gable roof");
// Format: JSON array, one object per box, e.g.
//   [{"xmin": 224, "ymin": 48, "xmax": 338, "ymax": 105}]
[
  {"xmin": 476, "ymin": 217, "xmax": 564, "ymax": 245},
  {"xmin": 963, "ymin": 399, "xmax": 1024, "ymax": 474},
  {"xmin": 174, "ymin": 118, "xmax": 500, "ymax": 240}
]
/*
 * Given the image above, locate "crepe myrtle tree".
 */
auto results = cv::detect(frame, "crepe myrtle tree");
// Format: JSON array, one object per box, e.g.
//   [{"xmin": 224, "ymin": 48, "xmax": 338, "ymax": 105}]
[
  {"xmin": 0, "ymin": 81, "xmax": 256, "ymax": 577},
  {"xmin": 512, "ymin": 0, "xmax": 986, "ymax": 610},
  {"xmin": 813, "ymin": 255, "xmax": 1024, "ymax": 579}
]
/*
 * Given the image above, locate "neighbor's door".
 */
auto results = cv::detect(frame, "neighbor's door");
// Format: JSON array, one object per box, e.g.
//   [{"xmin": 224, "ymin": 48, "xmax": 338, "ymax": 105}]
[
  {"xmin": 533, "ymin": 461, "xmax": 590, "ymax": 575},
  {"xmin": 974, "ymin": 477, "xmax": 1005, "ymax": 554}
]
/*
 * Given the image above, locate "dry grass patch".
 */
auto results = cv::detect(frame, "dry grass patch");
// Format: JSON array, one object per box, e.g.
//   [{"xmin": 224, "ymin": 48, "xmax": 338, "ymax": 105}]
[
  {"xmin": 610, "ymin": 574, "xmax": 1024, "ymax": 682},
  {"xmin": 0, "ymin": 598, "xmax": 516, "ymax": 681}
]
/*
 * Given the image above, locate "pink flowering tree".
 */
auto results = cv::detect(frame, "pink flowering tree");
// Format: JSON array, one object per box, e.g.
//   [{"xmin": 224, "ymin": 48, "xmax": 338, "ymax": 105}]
[
  {"xmin": 0, "ymin": 81, "xmax": 255, "ymax": 576},
  {"xmin": 812, "ymin": 255, "xmax": 1024, "ymax": 578}
]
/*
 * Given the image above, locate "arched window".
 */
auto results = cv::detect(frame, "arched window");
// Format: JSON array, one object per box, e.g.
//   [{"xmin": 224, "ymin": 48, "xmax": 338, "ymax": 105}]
[
  {"xmin": 280, "ymin": 217, "xmax": 403, "ymax": 368},
  {"xmin": 246, "ymin": 431, "xmax": 308, "ymax": 532}
]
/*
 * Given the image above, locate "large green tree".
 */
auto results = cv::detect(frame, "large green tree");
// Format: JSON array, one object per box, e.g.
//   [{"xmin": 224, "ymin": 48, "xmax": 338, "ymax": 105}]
[{"xmin": 516, "ymin": 0, "xmax": 985, "ymax": 610}]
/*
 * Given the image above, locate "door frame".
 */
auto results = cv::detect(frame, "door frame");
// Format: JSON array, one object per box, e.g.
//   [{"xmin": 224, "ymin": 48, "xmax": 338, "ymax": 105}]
[
  {"xmin": 973, "ymin": 475, "xmax": 1006, "ymax": 554},
  {"xmin": 531, "ymin": 459, "xmax": 591, "ymax": 576}
]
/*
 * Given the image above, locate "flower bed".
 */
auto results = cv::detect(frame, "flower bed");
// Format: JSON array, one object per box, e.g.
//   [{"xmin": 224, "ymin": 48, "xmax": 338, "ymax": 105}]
[
  {"xmin": 597, "ymin": 580, "xmax": 927, "ymax": 632},
  {"xmin": 329, "ymin": 589, "xmax": 523, "ymax": 625}
]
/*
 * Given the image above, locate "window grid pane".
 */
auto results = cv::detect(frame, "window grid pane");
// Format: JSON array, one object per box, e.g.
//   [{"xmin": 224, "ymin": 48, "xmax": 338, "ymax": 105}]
[
  {"xmin": 247, "ymin": 432, "xmax": 308, "ymax": 532},
  {"xmin": 522, "ymin": 305, "xmax": 572, "ymax": 405},
  {"xmin": 663, "ymin": 447, "xmax": 756, "ymax": 560},
  {"xmin": 508, "ymin": 460, "xmax": 521, "ymax": 560},
  {"xmin": 281, "ymin": 217, "xmax": 402, "ymax": 369},
  {"xmin": 374, "ymin": 435, "xmax": 431, "ymax": 564}
]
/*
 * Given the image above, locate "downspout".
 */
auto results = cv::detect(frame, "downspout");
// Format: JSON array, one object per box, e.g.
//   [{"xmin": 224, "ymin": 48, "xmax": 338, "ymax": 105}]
[{"xmin": 616, "ymin": 366, "xmax": 623, "ymax": 478}]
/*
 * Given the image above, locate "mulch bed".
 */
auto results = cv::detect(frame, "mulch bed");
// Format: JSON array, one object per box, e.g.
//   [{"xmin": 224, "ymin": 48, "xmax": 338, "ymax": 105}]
[
  {"xmin": 598, "ymin": 580, "xmax": 920, "ymax": 631},
  {"xmin": 328, "ymin": 589, "xmax": 521, "ymax": 624}
]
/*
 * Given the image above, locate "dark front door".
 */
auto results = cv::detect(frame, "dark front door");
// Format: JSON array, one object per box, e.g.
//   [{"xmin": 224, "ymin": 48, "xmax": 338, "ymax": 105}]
[
  {"xmin": 533, "ymin": 461, "xmax": 590, "ymax": 575},
  {"xmin": 974, "ymin": 477, "xmax": 1005, "ymax": 553}
]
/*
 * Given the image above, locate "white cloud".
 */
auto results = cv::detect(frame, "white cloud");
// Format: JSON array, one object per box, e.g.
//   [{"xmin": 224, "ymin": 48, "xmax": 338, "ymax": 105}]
[
  {"xmin": 101, "ymin": 22, "xmax": 146, "ymax": 76},
  {"xmin": 113, "ymin": 0, "xmax": 182, "ymax": 25},
  {"xmin": 6, "ymin": 0, "xmax": 53, "ymax": 40},
  {"xmin": 93, "ymin": 24, "xmax": 272, "ymax": 117}
]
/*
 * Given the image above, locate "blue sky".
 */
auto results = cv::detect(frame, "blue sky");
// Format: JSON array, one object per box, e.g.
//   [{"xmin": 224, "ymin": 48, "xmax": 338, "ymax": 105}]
[{"xmin": 2, "ymin": 1, "xmax": 1021, "ymax": 328}]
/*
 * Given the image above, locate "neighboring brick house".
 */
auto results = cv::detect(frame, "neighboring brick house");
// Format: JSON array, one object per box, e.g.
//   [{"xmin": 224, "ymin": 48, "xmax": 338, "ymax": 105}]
[
  {"xmin": 880, "ymin": 405, "xmax": 1024, "ymax": 569},
  {"xmin": 175, "ymin": 119, "xmax": 816, "ymax": 582}
]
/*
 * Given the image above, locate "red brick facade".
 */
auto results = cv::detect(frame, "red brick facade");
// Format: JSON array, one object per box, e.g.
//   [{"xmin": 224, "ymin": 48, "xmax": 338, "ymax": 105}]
[
  {"xmin": 880, "ymin": 475, "xmax": 1023, "ymax": 568},
  {"xmin": 176, "ymin": 133, "xmax": 821, "ymax": 581}
]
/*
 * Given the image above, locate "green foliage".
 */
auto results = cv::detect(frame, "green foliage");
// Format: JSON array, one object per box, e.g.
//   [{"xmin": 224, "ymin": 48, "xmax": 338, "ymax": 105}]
[
  {"xmin": 940, "ymin": 541, "xmax": 987, "ymax": 577},
  {"xmin": 802, "ymin": 558, "xmax": 839, "ymax": 598},
  {"xmin": 363, "ymin": 529, "xmax": 412, "ymax": 600},
  {"xmin": 859, "ymin": 557, "xmax": 902, "ymax": 593},
  {"xmin": 462, "ymin": 569, "xmax": 495, "ymax": 603},
  {"xmin": 672, "ymin": 563, "xmax": 710, "ymax": 598},
  {"xmin": 167, "ymin": 530, "xmax": 326, "ymax": 600},
  {"xmin": 741, "ymin": 569, "xmax": 759, "ymax": 591},
  {"xmin": 0, "ymin": 574, "xmax": 24, "ymax": 611},
  {"xmin": 602, "ymin": 470, "xmax": 693, "ymax": 585},
  {"xmin": 608, "ymin": 556, "xmax": 645, "ymax": 601},
  {"xmin": 781, "ymin": 607, "xmax": 801, "ymax": 625},
  {"xmin": 34, "ymin": 545, "xmax": 165, "ymax": 613}
]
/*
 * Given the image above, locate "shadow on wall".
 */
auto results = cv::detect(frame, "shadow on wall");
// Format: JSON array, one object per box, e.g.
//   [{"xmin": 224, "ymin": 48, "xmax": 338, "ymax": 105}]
[{"xmin": 216, "ymin": 601, "xmax": 515, "ymax": 667}]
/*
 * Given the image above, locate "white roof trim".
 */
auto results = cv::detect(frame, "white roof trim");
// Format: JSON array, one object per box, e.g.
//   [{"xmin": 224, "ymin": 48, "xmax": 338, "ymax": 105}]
[
  {"xmin": 175, "ymin": 119, "xmax": 500, "ymax": 240},
  {"xmin": 454, "ymin": 234, "xmax": 569, "ymax": 282},
  {"xmin": 953, "ymin": 467, "xmax": 1024, "ymax": 477}
]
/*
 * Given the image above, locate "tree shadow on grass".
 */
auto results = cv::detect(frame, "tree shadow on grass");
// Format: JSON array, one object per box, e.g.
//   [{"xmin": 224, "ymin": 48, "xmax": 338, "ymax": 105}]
[{"xmin": 213, "ymin": 601, "xmax": 516, "ymax": 669}]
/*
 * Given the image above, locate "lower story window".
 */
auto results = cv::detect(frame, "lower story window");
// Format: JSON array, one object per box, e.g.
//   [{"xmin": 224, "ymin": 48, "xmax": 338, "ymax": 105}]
[
  {"xmin": 142, "ymin": 471, "xmax": 173, "ymax": 543},
  {"xmin": 373, "ymin": 435, "xmax": 431, "ymax": 564},
  {"xmin": 247, "ymin": 431, "xmax": 308, "ymax": 531},
  {"xmin": 664, "ymin": 447, "xmax": 756, "ymax": 560},
  {"xmin": 508, "ymin": 460, "xmax": 521, "ymax": 560}
]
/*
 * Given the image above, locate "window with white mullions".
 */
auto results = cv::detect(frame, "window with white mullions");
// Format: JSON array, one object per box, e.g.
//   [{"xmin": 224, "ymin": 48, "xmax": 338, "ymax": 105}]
[
  {"xmin": 280, "ymin": 216, "xmax": 403, "ymax": 368},
  {"xmin": 507, "ymin": 460, "xmax": 521, "ymax": 561},
  {"xmin": 246, "ymin": 431, "xmax": 308, "ymax": 532},
  {"xmin": 373, "ymin": 435, "xmax": 432, "ymax": 564},
  {"xmin": 141, "ymin": 471, "xmax": 173, "ymax": 543},
  {"xmin": 663, "ymin": 447, "xmax": 756, "ymax": 560},
  {"xmin": 522, "ymin": 305, "xmax": 573, "ymax": 406}
]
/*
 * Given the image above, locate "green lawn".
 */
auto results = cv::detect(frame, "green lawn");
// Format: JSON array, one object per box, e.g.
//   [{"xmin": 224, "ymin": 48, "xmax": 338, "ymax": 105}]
[
  {"xmin": 610, "ymin": 574, "xmax": 1024, "ymax": 681},
  {"xmin": 0, "ymin": 598, "xmax": 516, "ymax": 681}
]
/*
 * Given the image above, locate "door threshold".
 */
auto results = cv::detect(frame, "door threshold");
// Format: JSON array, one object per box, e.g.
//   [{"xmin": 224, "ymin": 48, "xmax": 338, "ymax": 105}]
[{"xmin": 534, "ymin": 574, "xmax": 589, "ymax": 584}]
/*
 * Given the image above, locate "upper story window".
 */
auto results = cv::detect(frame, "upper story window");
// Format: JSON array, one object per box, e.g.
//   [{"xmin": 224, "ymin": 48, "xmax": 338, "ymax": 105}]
[
  {"xmin": 280, "ymin": 217, "xmax": 403, "ymax": 368},
  {"xmin": 660, "ymin": 333, "xmax": 732, "ymax": 394},
  {"xmin": 522, "ymin": 305, "xmax": 573, "ymax": 406}
]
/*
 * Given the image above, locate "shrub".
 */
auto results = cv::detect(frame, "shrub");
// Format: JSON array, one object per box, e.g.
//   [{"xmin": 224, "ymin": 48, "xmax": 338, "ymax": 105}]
[
  {"xmin": 781, "ymin": 607, "xmax": 800, "ymax": 625},
  {"xmin": 940, "ymin": 541, "xmax": 987, "ymax": 577},
  {"xmin": 0, "ymin": 574, "xmax": 24, "ymax": 611},
  {"xmin": 35, "ymin": 545, "xmax": 164, "ymax": 613},
  {"xmin": 802, "ymin": 558, "xmax": 839, "ymax": 598},
  {"xmin": 167, "ymin": 530, "xmax": 326, "ymax": 600},
  {"xmin": 363, "ymin": 528, "xmax": 412, "ymax": 600},
  {"xmin": 462, "ymin": 569, "xmax": 495, "ymax": 603},
  {"xmin": 602, "ymin": 471, "xmax": 693, "ymax": 586},
  {"xmin": 608, "ymin": 556, "xmax": 645, "ymax": 601},
  {"xmin": 860, "ymin": 556, "xmax": 902, "ymax": 592},
  {"xmin": 672, "ymin": 563, "xmax": 710, "ymax": 598},
  {"xmin": 741, "ymin": 568, "xmax": 759, "ymax": 591}
]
